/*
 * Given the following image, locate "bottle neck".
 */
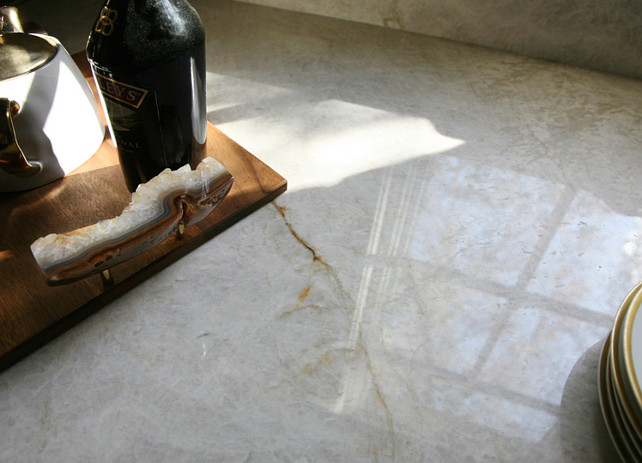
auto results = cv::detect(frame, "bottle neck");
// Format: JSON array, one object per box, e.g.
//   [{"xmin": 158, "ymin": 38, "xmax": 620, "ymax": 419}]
[{"xmin": 88, "ymin": 0, "xmax": 205, "ymax": 72}]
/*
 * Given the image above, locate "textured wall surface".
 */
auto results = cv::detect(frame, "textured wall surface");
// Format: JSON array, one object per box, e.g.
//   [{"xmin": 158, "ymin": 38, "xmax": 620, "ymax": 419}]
[{"xmin": 234, "ymin": 0, "xmax": 642, "ymax": 79}]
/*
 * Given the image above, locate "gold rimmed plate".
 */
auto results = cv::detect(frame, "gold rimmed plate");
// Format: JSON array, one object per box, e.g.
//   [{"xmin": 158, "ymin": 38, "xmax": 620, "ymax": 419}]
[
  {"xmin": 608, "ymin": 344, "xmax": 642, "ymax": 460},
  {"xmin": 600, "ymin": 334, "xmax": 637, "ymax": 462},
  {"xmin": 610, "ymin": 283, "xmax": 642, "ymax": 438},
  {"xmin": 622, "ymin": 285, "xmax": 642, "ymax": 428}
]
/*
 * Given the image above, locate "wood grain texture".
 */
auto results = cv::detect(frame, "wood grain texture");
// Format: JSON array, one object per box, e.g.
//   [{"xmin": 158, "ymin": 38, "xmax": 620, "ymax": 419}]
[{"xmin": 0, "ymin": 54, "xmax": 286, "ymax": 372}]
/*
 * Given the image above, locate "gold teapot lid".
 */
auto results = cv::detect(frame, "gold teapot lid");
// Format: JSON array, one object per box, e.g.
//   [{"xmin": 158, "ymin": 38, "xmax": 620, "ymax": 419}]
[{"xmin": 0, "ymin": 32, "xmax": 57, "ymax": 81}]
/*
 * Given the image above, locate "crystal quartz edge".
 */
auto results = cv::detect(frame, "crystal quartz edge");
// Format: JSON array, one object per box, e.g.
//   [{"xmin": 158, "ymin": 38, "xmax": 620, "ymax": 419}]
[{"xmin": 30, "ymin": 156, "xmax": 233, "ymax": 285}]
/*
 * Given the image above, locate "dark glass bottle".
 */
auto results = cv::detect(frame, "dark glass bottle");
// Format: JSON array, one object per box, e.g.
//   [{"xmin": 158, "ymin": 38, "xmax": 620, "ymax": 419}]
[{"xmin": 86, "ymin": 0, "xmax": 207, "ymax": 192}]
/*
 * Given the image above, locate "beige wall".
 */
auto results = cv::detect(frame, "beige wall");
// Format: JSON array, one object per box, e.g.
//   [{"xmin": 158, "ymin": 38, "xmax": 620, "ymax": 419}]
[{"xmin": 234, "ymin": 0, "xmax": 642, "ymax": 79}]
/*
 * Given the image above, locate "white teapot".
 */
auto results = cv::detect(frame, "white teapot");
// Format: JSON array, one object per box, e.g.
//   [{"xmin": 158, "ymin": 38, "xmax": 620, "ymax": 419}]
[{"xmin": 0, "ymin": 7, "xmax": 105, "ymax": 192}]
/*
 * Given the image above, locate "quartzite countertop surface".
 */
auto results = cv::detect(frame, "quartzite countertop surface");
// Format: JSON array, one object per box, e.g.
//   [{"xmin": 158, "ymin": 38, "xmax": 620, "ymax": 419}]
[{"xmin": 3, "ymin": 1, "xmax": 642, "ymax": 461}]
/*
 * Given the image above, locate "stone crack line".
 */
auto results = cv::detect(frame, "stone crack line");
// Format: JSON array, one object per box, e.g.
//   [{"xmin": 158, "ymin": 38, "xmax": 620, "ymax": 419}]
[
  {"xmin": 280, "ymin": 284, "xmax": 317, "ymax": 317},
  {"xmin": 273, "ymin": 201, "xmax": 396, "ymax": 457},
  {"xmin": 274, "ymin": 203, "xmax": 326, "ymax": 264},
  {"xmin": 364, "ymin": 341, "xmax": 396, "ymax": 460}
]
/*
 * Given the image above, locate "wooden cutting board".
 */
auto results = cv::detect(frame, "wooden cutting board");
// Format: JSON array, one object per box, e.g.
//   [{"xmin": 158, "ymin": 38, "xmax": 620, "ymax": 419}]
[{"xmin": 0, "ymin": 55, "xmax": 286, "ymax": 372}]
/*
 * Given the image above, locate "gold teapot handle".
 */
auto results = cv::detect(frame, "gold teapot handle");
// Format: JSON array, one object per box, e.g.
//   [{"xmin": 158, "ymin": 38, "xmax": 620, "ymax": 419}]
[{"xmin": 0, "ymin": 98, "xmax": 41, "ymax": 177}]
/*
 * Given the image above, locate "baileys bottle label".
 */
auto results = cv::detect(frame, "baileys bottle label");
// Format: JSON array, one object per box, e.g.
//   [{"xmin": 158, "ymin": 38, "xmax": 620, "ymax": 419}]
[{"xmin": 94, "ymin": 73, "xmax": 148, "ymax": 109}]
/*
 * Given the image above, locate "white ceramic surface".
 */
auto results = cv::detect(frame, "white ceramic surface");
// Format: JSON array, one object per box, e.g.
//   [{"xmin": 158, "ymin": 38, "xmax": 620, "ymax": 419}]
[
  {"xmin": 0, "ymin": 34, "xmax": 105, "ymax": 192},
  {"xmin": 2, "ymin": 1, "xmax": 642, "ymax": 461}
]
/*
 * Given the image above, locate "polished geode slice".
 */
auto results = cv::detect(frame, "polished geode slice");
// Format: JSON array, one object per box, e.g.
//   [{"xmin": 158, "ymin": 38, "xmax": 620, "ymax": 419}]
[{"xmin": 31, "ymin": 156, "xmax": 233, "ymax": 285}]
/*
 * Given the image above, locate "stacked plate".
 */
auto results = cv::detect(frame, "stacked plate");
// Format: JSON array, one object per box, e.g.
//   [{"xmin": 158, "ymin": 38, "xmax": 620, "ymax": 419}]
[{"xmin": 599, "ymin": 282, "xmax": 642, "ymax": 462}]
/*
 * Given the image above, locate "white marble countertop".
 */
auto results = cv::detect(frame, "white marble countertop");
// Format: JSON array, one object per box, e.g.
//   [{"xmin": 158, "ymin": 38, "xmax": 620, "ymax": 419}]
[{"xmin": 3, "ymin": 1, "xmax": 642, "ymax": 461}]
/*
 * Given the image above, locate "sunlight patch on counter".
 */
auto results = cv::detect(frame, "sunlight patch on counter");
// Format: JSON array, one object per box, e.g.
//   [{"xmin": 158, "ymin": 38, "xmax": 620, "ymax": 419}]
[
  {"xmin": 206, "ymin": 73, "xmax": 464, "ymax": 191},
  {"xmin": 299, "ymin": 100, "xmax": 464, "ymax": 190}
]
